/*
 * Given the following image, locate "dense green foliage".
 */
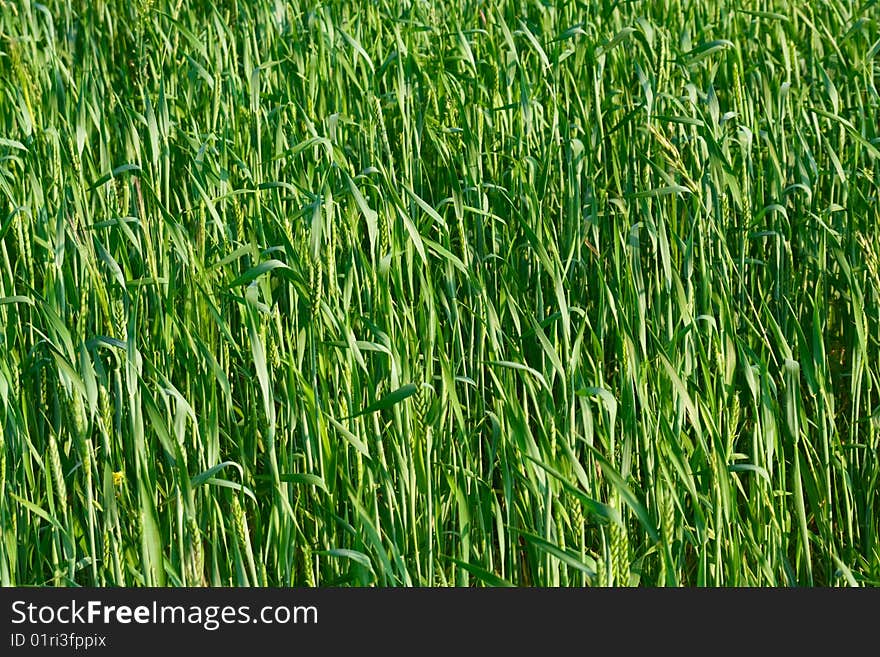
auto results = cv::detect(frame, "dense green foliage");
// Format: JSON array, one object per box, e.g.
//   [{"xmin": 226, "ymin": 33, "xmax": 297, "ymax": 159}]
[{"xmin": 1, "ymin": 0, "xmax": 879, "ymax": 586}]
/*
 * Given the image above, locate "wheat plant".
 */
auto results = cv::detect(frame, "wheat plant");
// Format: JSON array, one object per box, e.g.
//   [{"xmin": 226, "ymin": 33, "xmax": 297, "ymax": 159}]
[{"xmin": 1, "ymin": 0, "xmax": 878, "ymax": 586}]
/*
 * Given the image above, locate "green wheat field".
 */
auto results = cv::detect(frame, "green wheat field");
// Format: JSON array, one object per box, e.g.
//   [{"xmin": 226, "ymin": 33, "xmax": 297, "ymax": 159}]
[{"xmin": 1, "ymin": 0, "xmax": 879, "ymax": 587}]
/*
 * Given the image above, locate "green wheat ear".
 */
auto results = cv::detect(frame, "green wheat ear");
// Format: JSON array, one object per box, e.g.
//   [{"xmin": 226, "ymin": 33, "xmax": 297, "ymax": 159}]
[
  {"xmin": 371, "ymin": 95, "xmax": 394, "ymax": 176},
  {"xmin": 99, "ymin": 383, "xmax": 113, "ymax": 437},
  {"xmin": 610, "ymin": 513, "xmax": 629, "ymax": 587},
  {"xmin": 301, "ymin": 543, "xmax": 316, "ymax": 587},
  {"xmin": 186, "ymin": 517, "xmax": 204, "ymax": 586},
  {"xmin": 112, "ymin": 300, "xmax": 127, "ymax": 342},
  {"xmin": 47, "ymin": 432, "xmax": 67, "ymax": 516},
  {"xmin": 232, "ymin": 495, "xmax": 260, "ymax": 584},
  {"xmin": 308, "ymin": 259, "xmax": 323, "ymax": 321}
]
